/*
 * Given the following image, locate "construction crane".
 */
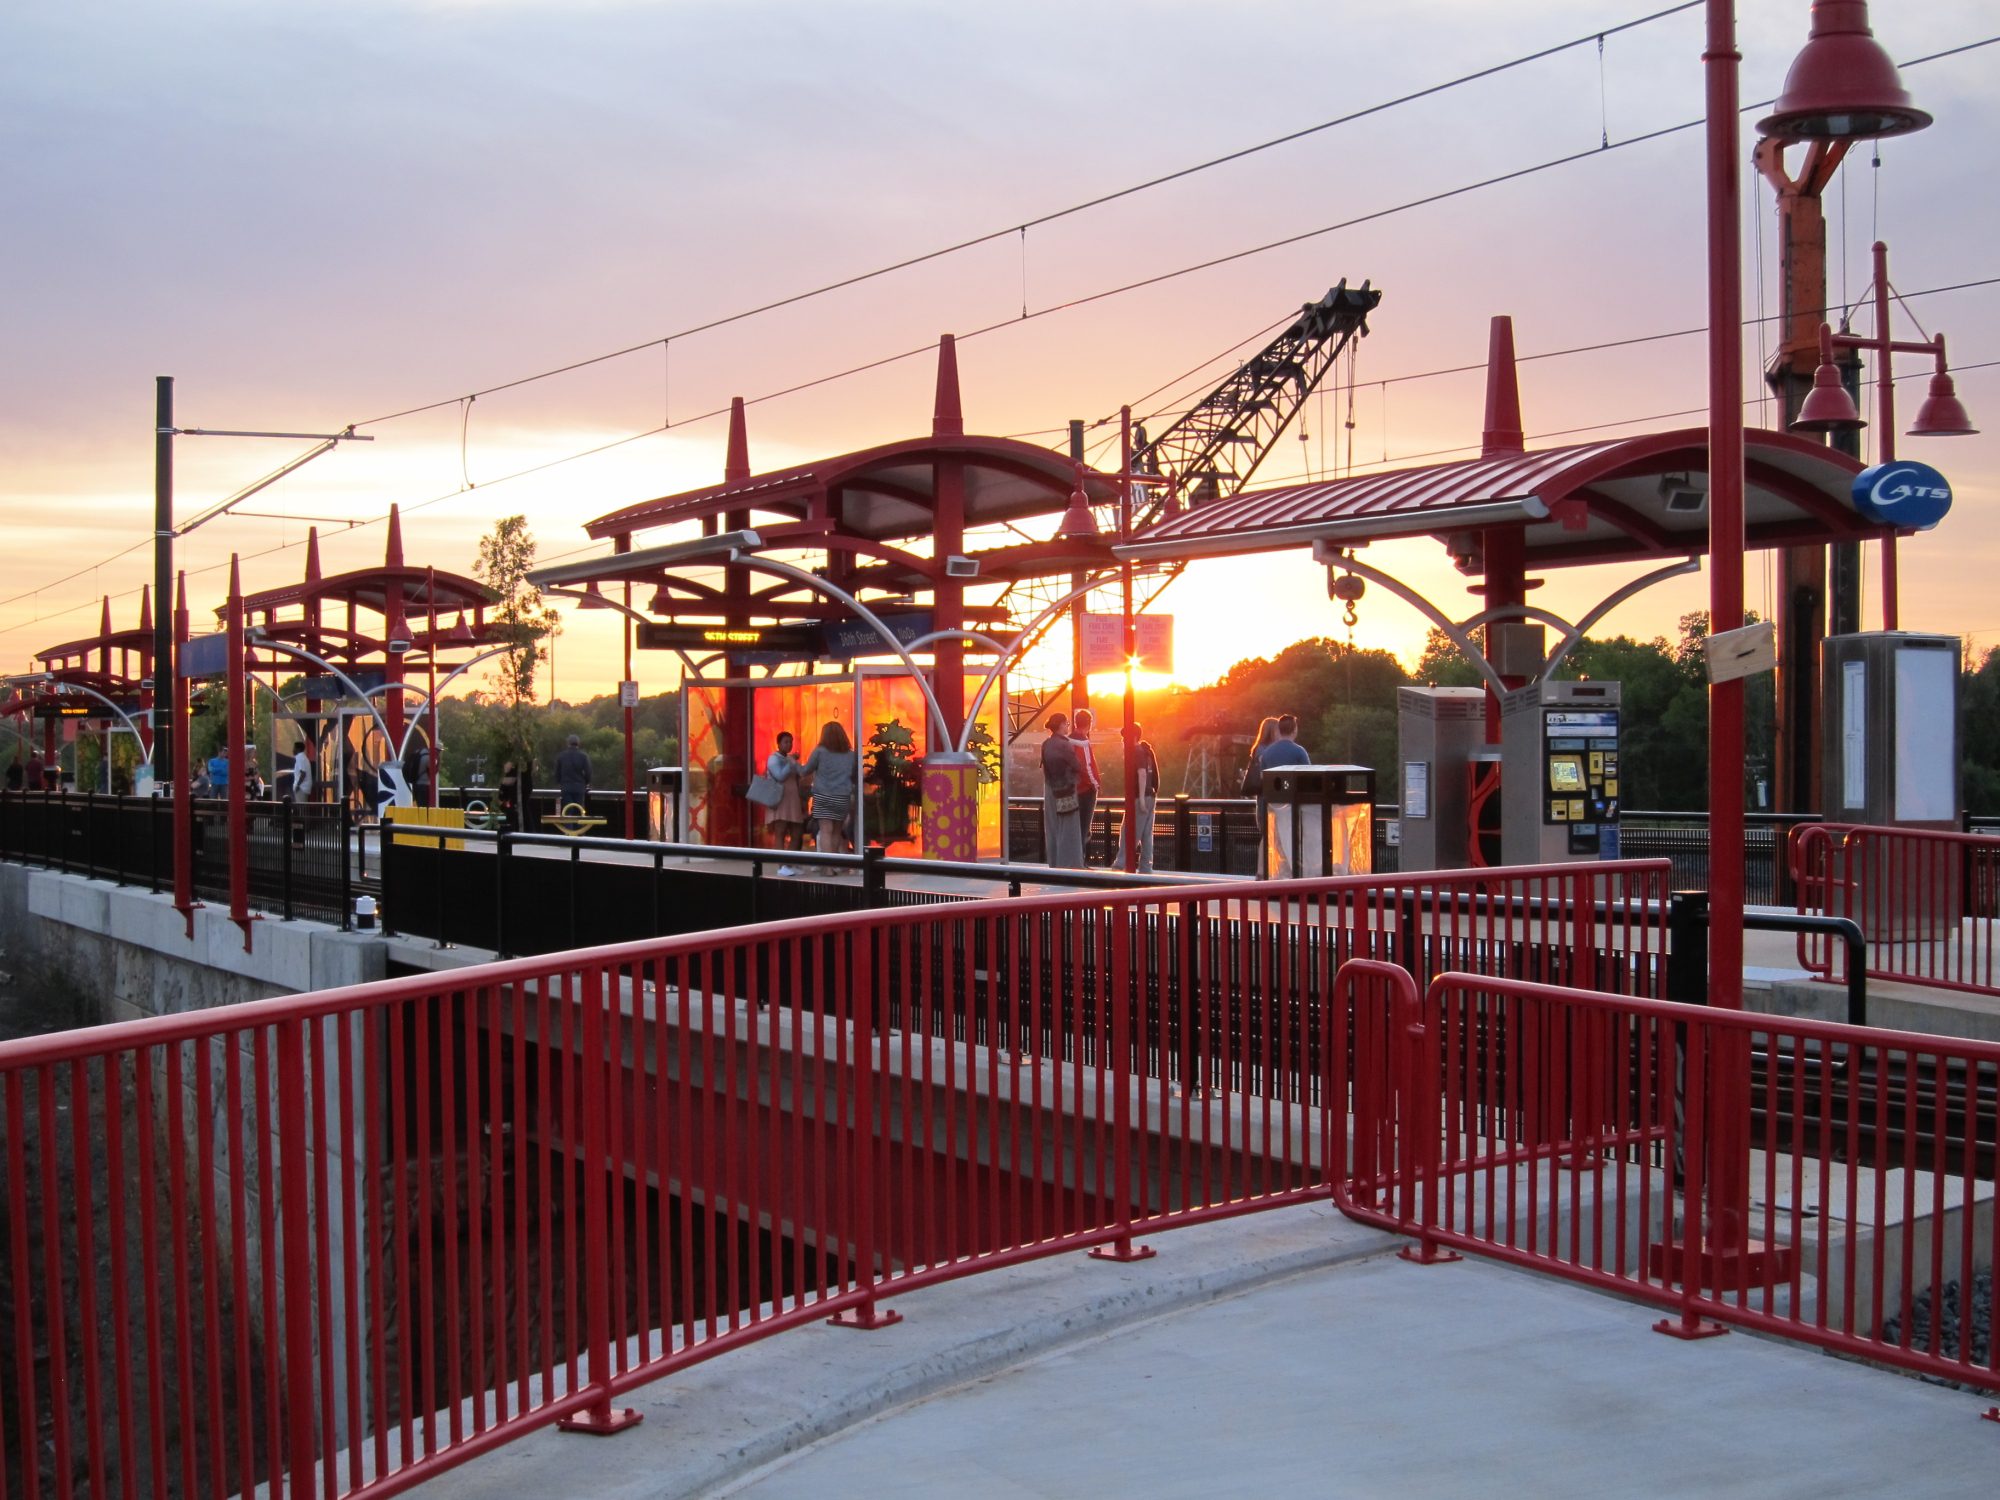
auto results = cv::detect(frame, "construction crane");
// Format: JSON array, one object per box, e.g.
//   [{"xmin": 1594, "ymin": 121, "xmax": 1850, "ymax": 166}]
[{"xmin": 1000, "ymin": 280, "xmax": 1381, "ymax": 739}]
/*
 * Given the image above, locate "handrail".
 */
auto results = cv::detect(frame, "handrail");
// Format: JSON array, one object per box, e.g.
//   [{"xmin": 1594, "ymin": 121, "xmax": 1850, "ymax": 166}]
[
  {"xmin": 0, "ymin": 858, "xmax": 1675, "ymax": 1498},
  {"xmin": 1334, "ymin": 963, "xmax": 2000, "ymax": 1395},
  {"xmin": 1793, "ymin": 820, "xmax": 2000, "ymax": 998}
]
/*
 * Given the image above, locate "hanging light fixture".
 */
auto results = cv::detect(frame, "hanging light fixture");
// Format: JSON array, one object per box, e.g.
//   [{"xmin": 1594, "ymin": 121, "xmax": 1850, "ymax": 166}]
[
  {"xmin": 1790, "ymin": 324, "xmax": 1865, "ymax": 434},
  {"xmin": 1909, "ymin": 346, "xmax": 1978, "ymax": 437},
  {"xmin": 384, "ymin": 615, "xmax": 416, "ymax": 655},
  {"xmin": 1058, "ymin": 467, "xmax": 1100, "ymax": 540},
  {"xmin": 1757, "ymin": 1, "xmax": 1932, "ymax": 142}
]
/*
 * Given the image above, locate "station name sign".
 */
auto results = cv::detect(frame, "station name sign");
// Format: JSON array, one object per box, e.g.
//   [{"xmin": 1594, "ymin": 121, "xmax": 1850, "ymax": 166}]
[{"xmin": 636, "ymin": 622, "xmax": 819, "ymax": 654}]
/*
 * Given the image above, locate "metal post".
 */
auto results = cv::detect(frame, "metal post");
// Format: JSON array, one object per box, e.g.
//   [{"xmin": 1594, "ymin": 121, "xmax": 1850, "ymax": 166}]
[
  {"xmin": 153, "ymin": 377, "xmax": 174, "ymax": 783},
  {"xmin": 1174, "ymin": 793, "xmax": 1191, "ymax": 873},
  {"xmin": 558, "ymin": 964, "xmax": 642, "ymax": 1434},
  {"xmin": 862, "ymin": 844, "xmax": 886, "ymax": 908},
  {"xmin": 1089, "ymin": 905, "xmax": 1154, "ymax": 1262},
  {"xmin": 1120, "ymin": 408, "xmax": 1139, "ymax": 875},
  {"xmin": 1702, "ymin": 0, "xmax": 1749, "ymax": 1260},
  {"xmin": 828, "ymin": 926, "xmax": 901, "ymax": 1330},
  {"xmin": 494, "ymin": 832, "xmax": 511, "ymax": 959},
  {"xmin": 225, "ymin": 557, "xmax": 254, "ymax": 951},
  {"xmin": 1068, "ymin": 418, "xmax": 1090, "ymax": 717},
  {"xmin": 338, "ymin": 802, "xmax": 353, "ymax": 931},
  {"xmin": 171, "ymin": 573, "xmax": 195, "ymax": 937},
  {"xmin": 279, "ymin": 799, "xmax": 294, "ymax": 920},
  {"xmin": 1870, "ymin": 240, "xmax": 1899, "ymax": 628}
]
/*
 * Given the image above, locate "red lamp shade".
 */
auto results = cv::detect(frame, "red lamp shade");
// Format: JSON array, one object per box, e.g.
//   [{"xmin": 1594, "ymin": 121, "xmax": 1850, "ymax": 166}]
[
  {"xmin": 1909, "ymin": 370, "xmax": 1977, "ymax": 437},
  {"xmin": 1790, "ymin": 324, "xmax": 1865, "ymax": 435},
  {"xmin": 1758, "ymin": 1, "xmax": 1931, "ymax": 142},
  {"xmin": 1059, "ymin": 472, "xmax": 1100, "ymax": 539},
  {"xmin": 384, "ymin": 615, "xmax": 416, "ymax": 654},
  {"xmin": 447, "ymin": 617, "xmax": 477, "ymax": 645},
  {"xmin": 1792, "ymin": 364, "xmax": 1864, "ymax": 434}
]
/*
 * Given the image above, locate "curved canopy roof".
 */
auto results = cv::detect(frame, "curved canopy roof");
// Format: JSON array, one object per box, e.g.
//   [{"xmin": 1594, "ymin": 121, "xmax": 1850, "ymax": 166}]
[
  {"xmin": 240, "ymin": 565, "xmax": 497, "ymax": 619},
  {"xmin": 1117, "ymin": 427, "xmax": 1882, "ymax": 566},
  {"xmin": 585, "ymin": 434, "xmax": 1118, "ymax": 543}
]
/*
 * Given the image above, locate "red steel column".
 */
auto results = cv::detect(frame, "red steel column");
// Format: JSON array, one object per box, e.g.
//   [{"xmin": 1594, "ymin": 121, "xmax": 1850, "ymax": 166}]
[
  {"xmin": 172, "ymin": 572, "xmax": 195, "ymax": 935},
  {"xmin": 1871, "ymin": 241, "xmax": 1899, "ymax": 629},
  {"xmin": 1120, "ymin": 409, "xmax": 1140, "ymax": 874},
  {"xmin": 226, "ymin": 556, "xmax": 254, "ymax": 951},
  {"xmin": 618, "ymin": 533, "xmax": 636, "ymax": 839},
  {"xmin": 1703, "ymin": 0, "xmax": 1749, "ymax": 1256}
]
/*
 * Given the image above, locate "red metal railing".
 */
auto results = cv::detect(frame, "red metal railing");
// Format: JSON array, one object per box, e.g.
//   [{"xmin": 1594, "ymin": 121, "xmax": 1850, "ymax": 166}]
[
  {"xmin": 1793, "ymin": 822, "xmax": 2000, "ymax": 996},
  {"xmin": 1334, "ymin": 965, "xmax": 2000, "ymax": 1397},
  {"xmin": 0, "ymin": 860, "xmax": 1668, "ymax": 1499}
]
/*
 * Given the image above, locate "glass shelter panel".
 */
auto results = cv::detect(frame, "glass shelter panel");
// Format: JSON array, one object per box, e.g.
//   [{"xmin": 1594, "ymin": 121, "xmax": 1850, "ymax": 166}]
[{"xmin": 681, "ymin": 668, "xmax": 1004, "ymax": 858}]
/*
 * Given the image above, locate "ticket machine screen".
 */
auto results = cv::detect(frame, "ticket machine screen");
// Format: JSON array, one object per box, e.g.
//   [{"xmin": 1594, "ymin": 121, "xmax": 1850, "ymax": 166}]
[{"xmin": 1542, "ymin": 708, "xmax": 1620, "ymax": 854}]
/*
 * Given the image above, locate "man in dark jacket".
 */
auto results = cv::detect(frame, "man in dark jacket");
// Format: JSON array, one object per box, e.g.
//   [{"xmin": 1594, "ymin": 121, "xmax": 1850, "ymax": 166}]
[{"xmin": 555, "ymin": 734, "xmax": 592, "ymax": 813}]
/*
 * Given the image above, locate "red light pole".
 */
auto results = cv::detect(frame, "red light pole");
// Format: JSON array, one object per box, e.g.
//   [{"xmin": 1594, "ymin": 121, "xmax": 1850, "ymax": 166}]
[{"xmin": 1668, "ymin": 0, "xmax": 1933, "ymax": 1312}]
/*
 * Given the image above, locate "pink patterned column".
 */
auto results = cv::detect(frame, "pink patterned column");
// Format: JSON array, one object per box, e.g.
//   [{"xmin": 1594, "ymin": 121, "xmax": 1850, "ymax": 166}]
[{"xmin": 920, "ymin": 752, "xmax": 979, "ymax": 862}]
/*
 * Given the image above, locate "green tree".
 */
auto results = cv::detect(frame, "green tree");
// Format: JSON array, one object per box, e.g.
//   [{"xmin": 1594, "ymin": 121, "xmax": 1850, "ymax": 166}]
[
  {"xmin": 1412, "ymin": 626, "xmax": 1488, "ymax": 688},
  {"xmin": 472, "ymin": 515, "xmax": 561, "ymax": 774}
]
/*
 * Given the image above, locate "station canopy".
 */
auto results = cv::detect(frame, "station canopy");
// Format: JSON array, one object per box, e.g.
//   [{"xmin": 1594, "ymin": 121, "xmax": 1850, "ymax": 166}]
[{"xmin": 1115, "ymin": 426, "xmax": 1881, "ymax": 566}]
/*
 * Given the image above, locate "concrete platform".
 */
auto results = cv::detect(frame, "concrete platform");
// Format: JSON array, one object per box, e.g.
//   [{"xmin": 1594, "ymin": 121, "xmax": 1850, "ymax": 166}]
[{"xmin": 416, "ymin": 1205, "xmax": 1997, "ymax": 1500}]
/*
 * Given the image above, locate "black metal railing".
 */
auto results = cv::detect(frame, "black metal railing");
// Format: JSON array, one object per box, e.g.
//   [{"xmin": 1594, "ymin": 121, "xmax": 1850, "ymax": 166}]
[
  {"xmin": 378, "ymin": 824, "xmax": 1205, "ymax": 957},
  {"xmin": 0, "ymin": 791, "xmax": 354, "ymax": 929}
]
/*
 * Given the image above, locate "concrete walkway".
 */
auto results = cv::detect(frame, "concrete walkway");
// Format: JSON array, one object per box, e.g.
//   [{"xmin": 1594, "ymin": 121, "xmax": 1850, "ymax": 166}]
[{"xmin": 420, "ymin": 1205, "xmax": 1998, "ymax": 1500}]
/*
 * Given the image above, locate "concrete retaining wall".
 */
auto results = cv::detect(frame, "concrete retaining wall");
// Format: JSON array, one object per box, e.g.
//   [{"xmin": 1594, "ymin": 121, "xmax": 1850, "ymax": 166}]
[{"xmin": 0, "ymin": 862, "xmax": 386, "ymax": 1022}]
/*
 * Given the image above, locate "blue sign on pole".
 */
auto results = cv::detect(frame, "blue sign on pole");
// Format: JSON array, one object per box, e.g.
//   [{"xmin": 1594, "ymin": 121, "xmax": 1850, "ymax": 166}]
[
  {"xmin": 1851, "ymin": 461, "xmax": 1953, "ymax": 529},
  {"xmin": 179, "ymin": 632, "xmax": 229, "ymax": 678}
]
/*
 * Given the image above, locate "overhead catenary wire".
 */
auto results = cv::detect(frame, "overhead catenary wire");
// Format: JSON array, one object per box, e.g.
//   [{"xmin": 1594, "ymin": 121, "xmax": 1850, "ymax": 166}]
[
  {"xmin": 5, "ymin": 30, "xmax": 1993, "ymax": 635},
  {"xmin": 346, "ymin": 2, "xmax": 1707, "ymax": 431}
]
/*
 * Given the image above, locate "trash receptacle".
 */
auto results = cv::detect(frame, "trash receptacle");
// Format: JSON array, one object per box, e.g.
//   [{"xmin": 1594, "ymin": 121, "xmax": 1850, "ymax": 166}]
[
  {"xmin": 646, "ymin": 766, "xmax": 684, "ymax": 843},
  {"xmin": 1261, "ymin": 764, "xmax": 1375, "ymax": 878}
]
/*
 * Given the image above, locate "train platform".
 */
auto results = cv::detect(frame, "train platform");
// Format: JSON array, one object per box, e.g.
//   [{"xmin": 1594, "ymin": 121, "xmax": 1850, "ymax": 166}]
[{"xmin": 417, "ymin": 1201, "xmax": 1997, "ymax": 1500}]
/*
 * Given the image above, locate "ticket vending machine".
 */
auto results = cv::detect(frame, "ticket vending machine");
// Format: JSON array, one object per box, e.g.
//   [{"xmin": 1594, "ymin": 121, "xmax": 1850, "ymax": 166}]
[
  {"xmin": 1500, "ymin": 680, "xmax": 1622, "ymax": 865},
  {"xmin": 1396, "ymin": 686, "xmax": 1489, "ymax": 872}
]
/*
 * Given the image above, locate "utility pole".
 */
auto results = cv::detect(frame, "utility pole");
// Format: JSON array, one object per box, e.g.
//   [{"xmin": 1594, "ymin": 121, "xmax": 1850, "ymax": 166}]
[{"xmin": 153, "ymin": 377, "xmax": 175, "ymax": 779}]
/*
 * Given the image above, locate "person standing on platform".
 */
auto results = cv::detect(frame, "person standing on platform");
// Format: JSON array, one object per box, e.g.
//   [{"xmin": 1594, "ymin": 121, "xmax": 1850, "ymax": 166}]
[
  {"xmin": 24, "ymin": 752, "xmax": 46, "ymax": 793},
  {"xmin": 1041, "ymin": 712, "xmax": 1085, "ymax": 870},
  {"xmin": 290, "ymin": 740, "xmax": 313, "ymax": 803},
  {"xmin": 1239, "ymin": 716, "xmax": 1278, "ymax": 876},
  {"xmin": 764, "ymin": 730, "xmax": 808, "ymax": 873},
  {"xmin": 1071, "ymin": 708, "xmax": 1101, "ymax": 865},
  {"xmin": 207, "ymin": 746, "xmax": 230, "ymax": 799},
  {"xmin": 1258, "ymin": 713, "xmax": 1311, "ymax": 879},
  {"xmin": 801, "ymin": 720, "xmax": 856, "ymax": 868},
  {"xmin": 1119, "ymin": 727, "xmax": 1161, "ymax": 874},
  {"xmin": 555, "ymin": 734, "xmax": 592, "ymax": 816}
]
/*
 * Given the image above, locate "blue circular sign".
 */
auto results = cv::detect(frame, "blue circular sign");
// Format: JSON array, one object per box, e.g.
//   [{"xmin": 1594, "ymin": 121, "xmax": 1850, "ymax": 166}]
[{"xmin": 1852, "ymin": 460, "xmax": 1953, "ymax": 529}]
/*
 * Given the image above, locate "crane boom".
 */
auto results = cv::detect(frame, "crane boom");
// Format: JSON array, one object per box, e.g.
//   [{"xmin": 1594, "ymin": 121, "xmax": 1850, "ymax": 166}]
[{"xmin": 998, "ymin": 280, "xmax": 1382, "ymax": 740}]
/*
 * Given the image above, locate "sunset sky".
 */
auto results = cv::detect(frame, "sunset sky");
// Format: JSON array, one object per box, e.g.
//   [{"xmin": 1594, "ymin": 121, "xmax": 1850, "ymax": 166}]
[{"xmin": 3, "ymin": 2, "xmax": 1995, "ymax": 704}]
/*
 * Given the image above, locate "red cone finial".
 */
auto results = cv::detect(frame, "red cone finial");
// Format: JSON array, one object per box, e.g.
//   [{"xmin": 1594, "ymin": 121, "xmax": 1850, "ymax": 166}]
[
  {"xmin": 137, "ymin": 585, "xmax": 152, "ymax": 633},
  {"xmin": 1482, "ymin": 316, "xmax": 1524, "ymax": 457},
  {"xmin": 305, "ymin": 526, "xmax": 323, "ymax": 582},
  {"xmin": 385, "ymin": 505, "xmax": 405, "ymax": 568},
  {"xmin": 724, "ymin": 397, "xmax": 750, "ymax": 482},
  {"xmin": 100, "ymin": 595, "xmax": 113, "ymax": 637},
  {"xmin": 933, "ymin": 334, "xmax": 965, "ymax": 438}
]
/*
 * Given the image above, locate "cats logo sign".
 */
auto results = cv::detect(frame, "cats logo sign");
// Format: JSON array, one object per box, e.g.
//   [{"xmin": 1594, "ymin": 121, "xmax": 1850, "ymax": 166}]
[{"xmin": 1851, "ymin": 461, "xmax": 1952, "ymax": 530}]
